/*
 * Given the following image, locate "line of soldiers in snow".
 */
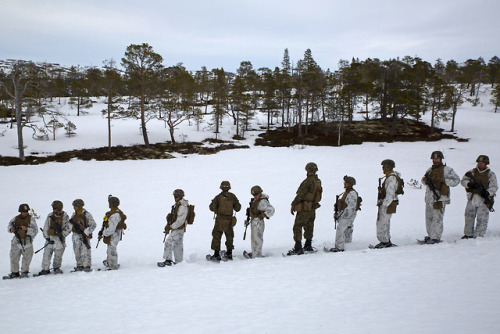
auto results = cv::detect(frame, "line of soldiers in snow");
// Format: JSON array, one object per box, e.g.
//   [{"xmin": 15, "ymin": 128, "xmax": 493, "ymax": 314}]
[{"xmin": 4, "ymin": 152, "xmax": 497, "ymax": 278}]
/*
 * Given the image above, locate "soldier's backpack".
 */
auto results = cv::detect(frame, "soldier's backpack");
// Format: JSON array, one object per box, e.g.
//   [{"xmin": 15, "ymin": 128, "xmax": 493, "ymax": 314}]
[
  {"xmin": 218, "ymin": 194, "xmax": 234, "ymax": 216},
  {"xmin": 186, "ymin": 205, "xmax": 195, "ymax": 224},
  {"xmin": 395, "ymin": 175, "xmax": 405, "ymax": 195},
  {"xmin": 356, "ymin": 195, "xmax": 363, "ymax": 211}
]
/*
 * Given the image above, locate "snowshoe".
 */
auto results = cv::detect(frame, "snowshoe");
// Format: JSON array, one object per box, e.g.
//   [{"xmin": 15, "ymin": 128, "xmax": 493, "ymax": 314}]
[
  {"xmin": 83, "ymin": 267, "xmax": 92, "ymax": 272},
  {"xmin": 3, "ymin": 272, "xmax": 20, "ymax": 280},
  {"xmin": 20, "ymin": 272, "xmax": 30, "ymax": 278},
  {"xmin": 206, "ymin": 254, "xmax": 221, "ymax": 262},
  {"xmin": 461, "ymin": 235, "xmax": 474, "ymax": 240},
  {"xmin": 71, "ymin": 266, "xmax": 84, "ymax": 273},
  {"xmin": 243, "ymin": 251, "xmax": 252, "ymax": 259},
  {"xmin": 157, "ymin": 260, "xmax": 174, "ymax": 267},
  {"xmin": 324, "ymin": 247, "xmax": 343, "ymax": 253},
  {"xmin": 33, "ymin": 269, "xmax": 51, "ymax": 277},
  {"xmin": 285, "ymin": 247, "xmax": 304, "ymax": 256},
  {"xmin": 53, "ymin": 268, "xmax": 64, "ymax": 275},
  {"xmin": 369, "ymin": 241, "xmax": 397, "ymax": 249},
  {"xmin": 304, "ymin": 247, "xmax": 318, "ymax": 253},
  {"xmin": 220, "ymin": 250, "xmax": 233, "ymax": 261}
]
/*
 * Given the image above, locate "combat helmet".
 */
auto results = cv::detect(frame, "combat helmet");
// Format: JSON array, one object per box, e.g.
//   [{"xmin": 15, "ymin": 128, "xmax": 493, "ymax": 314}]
[
  {"xmin": 476, "ymin": 155, "xmax": 490, "ymax": 165},
  {"xmin": 430, "ymin": 151, "xmax": 444, "ymax": 160},
  {"xmin": 305, "ymin": 162, "xmax": 318, "ymax": 173},
  {"xmin": 220, "ymin": 181, "xmax": 231, "ymax": 191},
  {"xmin": 108, "ymin": 195, "xmax": 120, "ymax": 207},
  {"xmin": 51, "ymin": 200, "xmax": 63, "ymax": 210},
  {"xmin": 72, "ymin": 199, "xmax": 85, "ymax": 208},
  {"xmin": 343, "ymin": 175, "xmax": 356, "ymax": 186},
  {"xmin": 173, "ymin": 189, "xmax": 185, "ymax": 198},
  {"xmin": 251, "ymin": 185, "xmax": 263, "ymax": 196},
  {"xmin": 381, "ymin": 159, "xmax": 395, "ymax": 169},
  {"xmin": 18, "ymin": 203, "xmax": 30, "ymax": 213}
]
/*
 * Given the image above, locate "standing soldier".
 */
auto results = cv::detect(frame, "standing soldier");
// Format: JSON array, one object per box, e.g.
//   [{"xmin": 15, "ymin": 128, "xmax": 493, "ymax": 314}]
[
  {"xmin": 243, "ymin": 185, "xmax": 275, "ymax": 259},
  {"xmin": 158, "ymin": 189, "xmax": 189, "ymax": 267},
  {"xmin": 328, "ymin": 176, "xmax": 360, "ymax": 252},
  {"xmin": 69, "ymin": 199, "xmax": 97, "ymax": 272},
  {"xmin": 3, "ymin": 204, "xmax": 38, "ymax": 279},
  {"xmin": 373, "ymin": 159, "xmax": 401, "ymax": 249},
  {"xmin": 207, "ymin": 181, "xmax": 241, "ymax": 262},
  {"xmin": 99, "ymin": 195, "xmax": 127, "ymax": 270},
  {"xmin": 288, "ymin": 162, "xmax": 323, "ymax": 255},
  {"xmin": 420, "ymin": 151, "xmax": 460, "ymax": 244},
  {"xmin": 37, "ymin": 200, "xmax": 71, "ymax": 275},
  {"xmin": 461, "ymin": 155, "xmax": 498, "ymax": 238}
]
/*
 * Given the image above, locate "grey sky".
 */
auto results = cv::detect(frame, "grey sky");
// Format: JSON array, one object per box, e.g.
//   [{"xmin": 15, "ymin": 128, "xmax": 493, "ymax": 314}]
[{"xmin": 1, "ymin": 0, "xmax": 499, "ymax": 71}]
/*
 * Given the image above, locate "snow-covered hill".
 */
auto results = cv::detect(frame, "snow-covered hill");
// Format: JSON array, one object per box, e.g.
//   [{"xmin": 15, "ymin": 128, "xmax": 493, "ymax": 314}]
[{"xmin": 0, "ymin": 88, "xmax": 499, "ymax": 334}]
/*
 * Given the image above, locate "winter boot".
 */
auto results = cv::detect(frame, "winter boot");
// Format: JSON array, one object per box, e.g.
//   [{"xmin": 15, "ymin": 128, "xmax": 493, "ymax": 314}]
[
  {"xmin": 287, "ymin": 242, "xmax": 304, "ymax": 255},
  {"xmin": 83, "ymin": 267, "xmax": 92, "ymax": 272},
  {"xmin": 3, "ymin": 272, "xmax": 20, "ymax": 279},
  {"xmin": 225, "ymin": 250, "xmax": 233, "ymax": 261},
  {"xmin": 208, "ymin": 251, "xmax": 222, "ymax": 262},
  {"xmin": 74, "ymin": 266, "xmax": 84, "ymax": 272},
  {"xmin": 20, "ymin": 272, "xmax": 30, "ymax": 278},
  {"xmin": 157, "ymin": 259, "xmax": 174, "ymax": 267},
  {"xmin": 103, "ymin": 260, "xmax": 109, "ymax": 267},
  {"xmin": 53, "ymin": 268, "xmax": 64, "ymax": 275},
  {"xmin": 37, "ymin": 269, "xmax": 51, "ymax": 276},
  {"xmin": 303, "ymin": 240, "xmax": 314, "ymax": 252},
  {"xmin": 328, "ymin": 247, "xmax": 344, "ymax": 252},
  {"xmin": 461, "ymin": 235, "xmax": 473, "ymax": 239}
]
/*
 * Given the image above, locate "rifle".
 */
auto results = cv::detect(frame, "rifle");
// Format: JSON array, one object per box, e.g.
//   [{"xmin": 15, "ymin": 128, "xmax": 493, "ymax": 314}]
[
  {"xmin": 35, "ymin": 240, "xmax": 53, "ymax": 254},
  {"xmin": 465, "ymin": 171, "xmax": 495, "ymax": 212},
  {"xmin": 424, "ymin": 173, "xmax": 441, "ymax": 201},
  {"xmin": 96, "ymin": 224, "xmax": 105, "ymax": 248},
  {"xmin": 243, "ymin": 206, "xmax": 251, "ymax": 240},
  {"xmin": 13, "ymin": 227, "xmax": 25, "ymax": 252},
  {"xmin": 50, "ymin": 215, "xmax": 66, "ymax": 247},
  {"xmin": 69, "ymin": 218, "xmax": 91, "ymax": 249},
  {"xmin": 334, "ymin": 194, "xmax": 340, "ymax": 230},
  {"xmin": 163, "ymin": 206, "xmax": 175, "ymax": 242},
  {"xmin": 377, "ymin": 177, "xmax": 385, "ymax": 207}
]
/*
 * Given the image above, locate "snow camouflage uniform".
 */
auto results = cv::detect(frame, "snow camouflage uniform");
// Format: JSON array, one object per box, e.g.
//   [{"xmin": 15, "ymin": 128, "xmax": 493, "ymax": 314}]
[
  {"xmin": 375, "ymin": 160, "xmax": 400, "ymax": 247},
  {"xmin": 70, "ymin": 202, "xmax": 97, "ymax": 271},
  {"xmin": 461, "ymin": 156, "xmax": 498, "ymax": 238},
  {"xmin": 209, "ymin": 182, "xmax": 241, "ymax": 256},
  {"xmin": 102, "ymin": 199, "xmax": 126, "ymax": 270},
  {"xmin": 334, "ymin": 183, "xmax": 358, "ymax": 251},
  {"xmin": 247, "ymin": 192, "xmax": 275, "ymax": 258},
  {"xmin": 421, "ymin": 154, "xmax": 460, "ymax": 242},
  {"xmin": 291, "ymin": 163, "xmax": 322, "ymax": 252},
  {"xmin": 40, "ymin": 201, "xmax": 71, "ymax": 274},
  {"xmin": 163, "ymin": 197, "xmax": 189, "ymax": 263},
  {"xmin": 7, "ymin": 205, "xmax": 38, "ymax": 277}
]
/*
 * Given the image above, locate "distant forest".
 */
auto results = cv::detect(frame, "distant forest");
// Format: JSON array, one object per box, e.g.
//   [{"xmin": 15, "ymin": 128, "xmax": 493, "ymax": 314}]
[{"xmin": 1, "ymin": 43, "xmax": 499, "ymax": 160}]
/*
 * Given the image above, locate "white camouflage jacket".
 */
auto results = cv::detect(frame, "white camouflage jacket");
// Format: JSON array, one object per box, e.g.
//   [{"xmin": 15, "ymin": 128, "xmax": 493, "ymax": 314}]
[
  {"xmin": 423, "ymin": 165, "xmax": 460, "ymax": 204},
  {"xmin": 42, "ymin": 211, "xmax": 71, "ymax": 249},
  {"xmin": 250, "ymin": 194, "xmax": 275, "ymax": 225},
  {"xmin": 461, "ymin": 168, "xmax": 498, "ymax": 206}
]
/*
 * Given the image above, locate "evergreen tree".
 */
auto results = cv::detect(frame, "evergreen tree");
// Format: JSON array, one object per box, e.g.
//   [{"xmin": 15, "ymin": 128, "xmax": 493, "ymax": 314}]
[{"xmin": 121, "ymin": 43, "xmax": 164, "ymax": 147}]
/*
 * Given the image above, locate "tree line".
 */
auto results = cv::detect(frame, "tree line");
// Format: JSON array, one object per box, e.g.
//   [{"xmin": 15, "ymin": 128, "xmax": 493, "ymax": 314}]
[{"xmin": 1, "ymin": 43, "xmax": 499, "ymax": 160}]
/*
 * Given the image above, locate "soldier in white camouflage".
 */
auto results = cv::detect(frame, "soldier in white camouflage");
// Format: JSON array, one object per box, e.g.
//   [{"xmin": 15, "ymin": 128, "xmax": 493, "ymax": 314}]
[
  {"xmin": 69, "ymin": 199, "xmax": 96, "ymax": 272},
  {"xmin": 100, "ymin": 195, "xmax": 127, "ymax": 270},
  {"xmin": 244, "ymin": 185, "xmax": 275, "ymax": 258},
  {"xmin": 374, "ymin": 159, "xmax": 400, "ymax": 249},
  {"xmin": 461, "ymin": 155, "xmax": 498, "ymax": 238},
  {"xmin": 3, "ymin": 204, "xmax": 38, "ymax": 279},
  {"xmin": 329, "ymin": 176, "xmax": 359, "ymax": 252},
  {"xmin": 420, "ymin": 151, "xmax": 460, "ymax": 244},
  {"xmin": 38, "ymin": 200, "xmax": 71, "ymax": 275},
  {"xmin": 159, "ymin": 189, "xmax": 189, "ymax": 266}
]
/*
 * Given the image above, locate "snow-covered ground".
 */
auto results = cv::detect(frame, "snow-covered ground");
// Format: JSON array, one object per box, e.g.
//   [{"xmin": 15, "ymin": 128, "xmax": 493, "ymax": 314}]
[{"xmin": 0, "ymin": 89, "xmax": 499, "ymax": 334}]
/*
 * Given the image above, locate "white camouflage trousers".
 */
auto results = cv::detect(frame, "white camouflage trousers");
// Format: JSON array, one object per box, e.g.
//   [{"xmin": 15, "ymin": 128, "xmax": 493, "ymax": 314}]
[
  {"xmin": 163, "ymin": 230, "xmax": 184, "ymax": 263},
  {"xmin": 376, "ymin": 205, "xmax": 392, "ymax": 243},
  {"xmin": 335, "ymin": 217, "xmax": 355, "ymax": 250},
  {"xmin": 250, "ymin": 220, "xmax": 265, "ymax": 258},
  {"xmin": 464, "ymin": 201, "xmax": 490, "ymax": 237},
  {"xmin": 10, "ymin": 242, "xmax": 34, "ymax": 273},
  {"xmin": 106, "ymin": 244, "xmax": 119, "ymax": 269},
  {"xmin": 425, "ymin": 203, "xmax": 446, "ymax": 240},
  {"xmin": 42, "ymin": 243, "xmax": 65, "ymax": 270},
  {"xmin": 73, "ymin": 234, "xmax": 92, "ymax": 268}
]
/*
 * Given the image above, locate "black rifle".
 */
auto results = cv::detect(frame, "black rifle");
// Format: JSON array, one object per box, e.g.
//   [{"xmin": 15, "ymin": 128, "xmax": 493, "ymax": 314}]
[
  {"xmin": 243, "ymin": 205, "xmax": 251, "ymax": 240},
  {"xmin": 163, "ymin": 205, "xmax": 175, "ymax": 242},
  {"xmin": 35, "ymin": 240, "xmax": 53, "ymax": 254},
  {"xmin": 13, "ymin": 227, "xmax": 25, "ymax": 252},
  {"xmin": 50, "ymin": 215, "xmax": 66, "ymax": 246},
  {"xmin": 424, "ymin": 173, "xmax": 441, "ymax": 201},
  {"xmin": 96, "ymin": 224, "xmax": 105, "ymax": 248},
  {"xmin": 334, "ymin": 194, "xmax": 340, "ymax": 229},
  {"xmin": 69, "ymin": 218, "xmax": 91, "ymax": 249},
  {"xmin": 377, "ymin": 177, "xmax": 385, "ymax": 206},
  {"xmin": 465, "ymin": 171, "xmax": 495, "ymax": 212}
]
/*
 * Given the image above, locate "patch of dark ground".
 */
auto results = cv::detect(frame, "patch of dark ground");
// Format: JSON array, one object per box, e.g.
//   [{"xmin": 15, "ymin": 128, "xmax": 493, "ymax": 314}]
[
  {"xmin": 0, "ymin": 140, "xmax": 249, "ymax": 166},
  {"xmin": 255, "ymin": 119, "xmax": 468, "ymax": 147}
]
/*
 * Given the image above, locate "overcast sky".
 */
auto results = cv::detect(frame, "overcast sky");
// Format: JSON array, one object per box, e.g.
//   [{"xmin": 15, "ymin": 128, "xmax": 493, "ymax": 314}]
[{"xmin": 1, "ymin": 0, "xmax": 499, "ymax": 72}]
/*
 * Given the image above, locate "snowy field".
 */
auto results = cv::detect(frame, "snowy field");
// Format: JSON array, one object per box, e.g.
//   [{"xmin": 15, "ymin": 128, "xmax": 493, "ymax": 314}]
[{"xmin": 1, "ymin": 89, "xmax": 499, "ymax": 334}]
